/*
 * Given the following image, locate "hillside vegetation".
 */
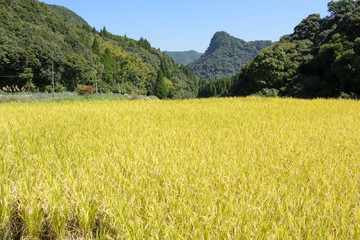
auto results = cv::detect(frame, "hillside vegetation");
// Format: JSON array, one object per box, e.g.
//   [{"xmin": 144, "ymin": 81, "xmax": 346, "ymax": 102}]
[
  {"xmin": 46, "ymin": 4, "xmax": 89, "ymax": 27},
  {"xmin": 188, "ymin": 32, "xmax": 272, "ymax": 80},
  {"xmin": 0, "ymin": 0, "xmax": 198, "ymax": 98},
  {"xmin": 232, "ymin": 0, "xmax": 360, "ymax": 98}
]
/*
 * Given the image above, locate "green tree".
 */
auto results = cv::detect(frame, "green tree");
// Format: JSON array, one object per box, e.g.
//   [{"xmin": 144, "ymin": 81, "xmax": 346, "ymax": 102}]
[
  {"xmin": 91, "ymin": 38, "xmax": 100, "ymax": 54},
  {"xmin": 99, "ymin": 26, "xmax": 108, "ymax": 37},
  {"xmin": 328, "ymin": 0, "xmax": 360, "ymax": 16},
  {"xmin": 292, "ymin": 14, "xmax": 322, "ymax": 42},
  {"xmin": 101, "ymin": 48, "xmax": 116, "ymax": 83},
  {"xmin": 19, "ymin": 68, "xmax": 34, "ymax": 87},
  {"xmin": 155, "ymin": 70, "xmax": 168, "ymax": 99}
]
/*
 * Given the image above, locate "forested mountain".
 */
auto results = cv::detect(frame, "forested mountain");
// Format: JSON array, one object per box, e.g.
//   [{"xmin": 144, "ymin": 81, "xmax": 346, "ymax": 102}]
[
  {"xmin": 188, "ymin": 32, "xmax": 273, "ymax": 80},
  {"xmin": 46, "ymin": 4, "xmax": 89, "ymax": 27},
  {"xmin": 164, "ymin": 50, "xmax": 203, "ymax": 65},
  {"xmin": 0, "ymin": 0, "xmax": 198, "ymax": 98},
  {"xmin": 231, "ymin": 0, "xmax": 360, "ymax": 98}
]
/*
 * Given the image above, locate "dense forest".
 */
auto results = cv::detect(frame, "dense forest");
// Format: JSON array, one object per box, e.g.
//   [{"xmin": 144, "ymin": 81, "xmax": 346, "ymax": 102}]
[
  {"xmin": 188, "ymin": 32, "xmax": 273, "ymax": 80},
  {"xmin": 197, "ymin": 78, "xmax": 234, "ymax": 98},
  {"xmin": 231, "ymin": 0, "xmax": 360, "ymax": 98},
  {"xmin": 0, "ymin": 0, "xmax": 198, "ymax": 98}
]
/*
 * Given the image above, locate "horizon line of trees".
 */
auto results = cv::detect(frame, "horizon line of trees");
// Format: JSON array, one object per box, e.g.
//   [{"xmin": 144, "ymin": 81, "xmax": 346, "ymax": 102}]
[{"xmin": 2, "ymin": 0, "xmax": 360, "ymax": 100}]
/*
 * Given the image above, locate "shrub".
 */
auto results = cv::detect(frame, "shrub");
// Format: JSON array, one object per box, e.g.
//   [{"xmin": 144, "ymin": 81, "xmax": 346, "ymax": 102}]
[
  {"xmin": 23, "ymin": 81, "xmax": 37, "ymax": 92},
  {"xmin": 76, "ymin": 85, "xmax": 93, "ymax": 95},
  {"xmin": 253, "ymin": 88, "xmax": 279, "ymax": 97},
  {"xmin": 339, "ymin": 91, "xmax": 359, "ymax": 99}
]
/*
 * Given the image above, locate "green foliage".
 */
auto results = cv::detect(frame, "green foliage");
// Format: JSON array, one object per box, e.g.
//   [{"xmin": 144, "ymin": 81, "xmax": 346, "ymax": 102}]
[
  {"xmin": 188, "ymin": 32, "xmax": 273, "ymax": 80},
  {"xmin": 137, "ymin": 37, "xmax": 151, "ymax": 51},
  {"xmin": 232, "ymin": 0, "xmax": 360, "ymax": 98},
  {"xmin": 23, "ymin": 80, "xmax": 37, "ymax": 92},
  {"xmin": 292, "ymin": 14, "xmax": 322, "ymax": 42},
  {"xmin": 91, "ymin": 38, "xmax": 100, "ymax": 54},
  {"xmin": 231, "ymin": 43, "xmax": 302, "ymax": 96},
  {"xmin": 46, "ymin": 4, "xmax": 90, "ymax": 28},
  {"xmin": 252, "ymin": 88, "xmax": 279, "ymax": 97},
  {"xmin": 198, "ymin": 78, "xmax": 233, "ymax": 98},
  {"xmin": 0, "ymin": 0, "xmax": 198, "ymax": 98},
  {"xmin": 99, "ymin": 26, "xmax": 108, "ymax": 37},
  {"xmin": 155, "ymin": 70, "xmax": 168, "ymax": 99}
]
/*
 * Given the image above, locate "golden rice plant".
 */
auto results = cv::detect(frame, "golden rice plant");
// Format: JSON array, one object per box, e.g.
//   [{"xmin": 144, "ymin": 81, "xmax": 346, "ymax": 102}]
[{"xmin": 0, "ymin": 97, "xmax": 359, "ymax": 239}]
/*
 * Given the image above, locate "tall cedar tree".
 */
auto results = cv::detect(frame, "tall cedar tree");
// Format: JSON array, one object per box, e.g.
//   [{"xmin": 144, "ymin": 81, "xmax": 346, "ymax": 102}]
[
  {"xmin": 91, "ymin": 38, "xmax": 100, "ymax": 54},
  {"xmin": 155, "ymin": 70, "xmax": 168, "ymax": 99}
]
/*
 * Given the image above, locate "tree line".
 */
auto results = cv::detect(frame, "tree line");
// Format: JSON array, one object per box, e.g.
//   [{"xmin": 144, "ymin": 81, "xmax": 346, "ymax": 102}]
[{"xmin": 2, "ymin": 0, "xmax": 359, "ymax": 100}]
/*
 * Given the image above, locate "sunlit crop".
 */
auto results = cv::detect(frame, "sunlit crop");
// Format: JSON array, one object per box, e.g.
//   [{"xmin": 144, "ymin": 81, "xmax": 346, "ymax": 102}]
[{"xmin": 1, "ymin": 97, "xmax": 360, "ymax": 239}]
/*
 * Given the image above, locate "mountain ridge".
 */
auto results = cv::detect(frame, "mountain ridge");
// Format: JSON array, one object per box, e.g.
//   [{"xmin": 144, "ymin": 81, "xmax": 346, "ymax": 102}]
[
  {"xmin": 46, "ymin": 4, "xmax": 89, "ymax": 27},
  {"xmin": 164, "ymin": 50, "xmax": 203, "ymax": 66},
  {"xmin": 188, "ymin": 31, "xmax": 273, "ymax": 80}
]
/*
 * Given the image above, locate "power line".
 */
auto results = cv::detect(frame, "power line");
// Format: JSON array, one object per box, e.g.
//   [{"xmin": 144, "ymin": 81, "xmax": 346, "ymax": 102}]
[
  {"xmin": 0, "ymin": 75, "xmax": 50, "ymax": 78},
  {"xmin": 0, "ymin": 61, "xmax": 57, "ymax": 64}
]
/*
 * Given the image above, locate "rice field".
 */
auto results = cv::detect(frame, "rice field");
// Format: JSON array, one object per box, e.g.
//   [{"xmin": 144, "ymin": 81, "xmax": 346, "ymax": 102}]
[{"xmin": 0, "ymin": 97, "xmax": 360, "ymax": 239}]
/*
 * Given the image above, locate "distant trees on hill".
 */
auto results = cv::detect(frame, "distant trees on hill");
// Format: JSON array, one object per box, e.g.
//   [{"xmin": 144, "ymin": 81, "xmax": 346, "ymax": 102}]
[{"xmin": 188, "ymin": 32, "xmax": 273, "ymax": 80}]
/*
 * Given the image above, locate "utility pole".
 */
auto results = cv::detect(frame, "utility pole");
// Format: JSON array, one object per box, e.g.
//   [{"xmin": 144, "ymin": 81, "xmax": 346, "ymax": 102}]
[
  {"xmin": 116, "ymin": 77, "xmax": 120, "ymax": 94},
  {"xmin": 51, "ymin": 61, "xmax": 55, "ymax": 98},
  {"xmin": 95, "ymin": 73, "xmax": 98, "ymax": 94}
]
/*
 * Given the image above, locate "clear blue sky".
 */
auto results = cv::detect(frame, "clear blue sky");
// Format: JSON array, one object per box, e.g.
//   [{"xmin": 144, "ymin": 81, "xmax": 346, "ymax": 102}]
[{"xmin": 40, "ymin": 0, "xmax": 331, "ymax": 52}]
